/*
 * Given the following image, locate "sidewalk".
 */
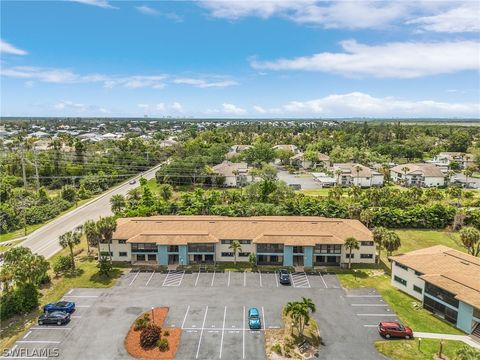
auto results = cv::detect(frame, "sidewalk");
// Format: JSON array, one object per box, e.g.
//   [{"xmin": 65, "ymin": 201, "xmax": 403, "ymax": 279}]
[{"xmin": 414, "ymin": 331, "xmax": 480, "ymax": 349}]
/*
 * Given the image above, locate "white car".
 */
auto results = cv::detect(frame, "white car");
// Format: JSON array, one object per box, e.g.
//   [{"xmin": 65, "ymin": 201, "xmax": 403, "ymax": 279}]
[{"xmin": 129, "ymin": 179, "xmax": 136, "ymax": 185}]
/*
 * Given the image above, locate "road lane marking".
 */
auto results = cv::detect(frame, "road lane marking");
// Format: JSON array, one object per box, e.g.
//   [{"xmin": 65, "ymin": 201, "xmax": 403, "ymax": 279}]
[
  {"xmin": 274, "ymin": 271, "xmax": 278, "ymax": 287},
  {"xmin": 219, "ymin": 306, "xmax": 227, "ymax": 358},
  {"xmin": 243, "ymin": 271, "xmax": 246, "ymax": 287},
  {"xmin": 227, "ymin": 271, "xmax": 231, "ymax": 287},
  {"xmin": 346, "ymin": 295, "xmax": 381, "ymax": 298},
  {"xmin": 181, "ymin": 305, "xmax": 190, "ymax": 329},
  {"xmin": 195, "ymin": 306, "xmax": 209, "ymax": 359},
  {"xmin": 364, "ymin": 325, "xmax": 379, "ymax": 327},
  {"xmin": 319, "ymin": 272, "xmax": 328, "ymax": 288},
  {"xmin": 195, "ymin": 272, "xmax": 200, "ymax": 287},
  {"xmin": 75, "ymin": 305, "xmax": 91, "ymax": 308},
  {"xmin": 63, "ymin": 295, "xmax": 98, "ymax": 298},
  {"xmin": 67, "ymin": 289, "xmax": 73, "ymax": 295},
  {"xmin": 129, "ymin": 271, "xmax": 140, "ymax": 287},
  {"xmin": 17, "ymin": 341, "xmax": 61, "ymax": 344},
  {"xmin": 211, "ymin": 271, "xmax": 216, "ymax": 287},
  {"xmin": 357, "ymin": 314, "xmax": 397, "ymax": 316},
  {"xmin": 261, "ymin": 306, "xmax": 266, "ymax": 330},
  {"xmin": 259, "ymin": 271, "xmax": 262, "ymax": 287},
  {"xmin": 30, "ymin": 327, "xmax": 71, "ymax": 330},
  {"xmin": 145, "ymin": 271, "xmax": 155, "ymax": 286},
  {"xmin": 23, "ymin": 331, "xmax": 32, "ymax": 339},
  {"xmin": 242, "ymin": 306, "xmax": 245, "ymax": 359},
  {"xmin": 351, "ymin": 304, "xmax": 389, "ymax": 307}
]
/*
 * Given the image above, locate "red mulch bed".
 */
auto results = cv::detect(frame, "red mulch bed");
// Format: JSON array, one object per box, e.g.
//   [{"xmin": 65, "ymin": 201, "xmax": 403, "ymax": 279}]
[{"xmin": 125, "ymin": 307, "xmax": 182, "ymax": 360}]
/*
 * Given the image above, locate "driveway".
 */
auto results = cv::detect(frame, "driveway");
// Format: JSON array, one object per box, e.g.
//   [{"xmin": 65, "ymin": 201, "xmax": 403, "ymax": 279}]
[
  {"xmin": 277, "ymin": 169, "xmax": 322, "ymax": 190},
  {"xmin": 4, "ymin": 271, "xmax": 390, "ymax": 360}
]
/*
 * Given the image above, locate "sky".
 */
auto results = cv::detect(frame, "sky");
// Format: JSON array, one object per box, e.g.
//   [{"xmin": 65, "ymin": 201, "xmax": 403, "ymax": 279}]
[{"xmin": 1, "ymin": 0, "xmax": 480, "ymax": 118}]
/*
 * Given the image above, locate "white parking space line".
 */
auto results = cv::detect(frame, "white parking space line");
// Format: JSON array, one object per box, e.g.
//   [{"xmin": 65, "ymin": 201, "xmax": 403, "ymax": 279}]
[
  {"xmin": 30, "ymin": 327, "xmax": 71, "ymax": 330},
  {"xmin": 129, "ymin": 271, "xmax": 140, "ymax": 287},
  {"xmin": 242, "ymin": 306, "xmax": 246, "ymax": 359},
  {"xmin": 145, "ymin": 271, "xmax": 155, "ymax": 286},
  {"xmin": 67, "ymin": 289, "xmax": 74, "ymax": 295},
  {"xmin": 71, "ymin": 315, "xmax": 82, "ymax": 319},
  {"xmin": 219, "ymin": 306, "xmax": 227, "ymax": 358},
  {"xmin": 346, "ymin": 295, "xmax": 381, "ymax": 298},
  {"xmin": 364, "ymin": 325, "xmax": 379, "ymax": 327},
  {"xmin": 63, "ymin": 295, "xmax": 98, "ymax": 298},
  {"xmin": 351, "ymin": 304, "xmax": 389, "ymax": 307},
  {"xmin": 195, "ymin": 306, "xmax": 209, "ymax": 359},
  {"xmin": 261, "ymin": 307, "xmax": 266, "ymax": 329},
  {"xmin": 243, "ymin": 271, "xmax": 246, "ymax": 287},
  {"xmin": 274, "ymin": 272, "xmax": 278, "ymax": 287},
  {"xmin": 17, "ymin": 341, "xmax": 61, "ymax": 344},
  {"xmin": 211, "ymin": 271, "xmax": 216, "ymax": 287},
  {"xmin": 181, "ymin": 305, "xmax": 190, "ymax": 329},
  {"xmin": 227, "ymin": 271, "xmax": 231, "ymax": 287},
  {"xmin": 162, "ymin": 270, "xmax": 185, "ymax": 287},
  {"xmin": 291, "ymin": 272, "xmax": 311, "ymax": 288},
  {"xmin": 0, "ymin": 357, "xmax": 47, "ymax": 359},
  {"xmin": 357, "ymin": 314, "xmax": 397, "ymax": 316},
  {"xmin": 259, "ymin": 271, "xmax": 262, "ymax": 287},
  {"xmin": 319, "ymin": 272, "xmax": 328, "ymax": 288},
  {"xmin": 195, "ymin": 272, "xmax": 200, "ymax": 287},
  {"xmin": 23, "ymin": 331, "xmax": 32, "ymax": 339},
  {"xmin": 76, "ymin": 305, "xmax": 91, "ymax": 308}
]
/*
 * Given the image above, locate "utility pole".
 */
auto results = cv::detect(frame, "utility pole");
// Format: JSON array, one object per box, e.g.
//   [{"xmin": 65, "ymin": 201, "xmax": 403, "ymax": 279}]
[{"xmin": 21, "ymin": 149, "xmax": 27, "ymax": 189}]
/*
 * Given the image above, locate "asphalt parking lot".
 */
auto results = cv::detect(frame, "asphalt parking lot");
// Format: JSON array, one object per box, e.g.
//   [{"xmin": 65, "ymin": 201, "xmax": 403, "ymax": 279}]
[{"xmin": 4, "ymin": 271, "xmax": 391, "ymax": 360}]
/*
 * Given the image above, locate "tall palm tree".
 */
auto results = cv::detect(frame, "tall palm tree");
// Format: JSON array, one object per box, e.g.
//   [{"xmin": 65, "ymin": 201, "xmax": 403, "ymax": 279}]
[
  {"xmin": 84, "ymin": 219, "xmax": 102, "ymax": 256},
  {"xmin": 401, "ymin": 166, "xmax": 410, "ymax": 187},
  {"xmin": 229, "ymin": 240, "xmax": 242, "ymax": 266},
  {"xmin": 464, "ymin": 168, "xmax": 474, "ymax": 189},
  {"xmin": 344, "ymin": 236, "xmax": 359, "ymax": 269},
  {"xmin": 59, "ymin": 229, "xmax": 82, "ymax": 270},
  {"xmin": 384, "ymin": 230, "xmax": 401, "ymax": 256},
  {"xmin": 372, "ymin": 227, "xmax": 387, "ymax": 264},
  {"xmin": 110, "ymin": 194, "xmax": 126, "ymax": 214},
  {"xmin": 96, "ymin": 216, "xmax": 117, "ymax": 263},
  {"xmin": 355, "ymin": 165, "xmax": 362, "ymax": 186}
]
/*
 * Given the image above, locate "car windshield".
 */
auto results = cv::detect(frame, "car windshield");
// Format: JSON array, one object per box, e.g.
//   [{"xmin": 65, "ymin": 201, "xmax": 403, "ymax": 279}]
[{"xmin": 56, "ymin": 302, "xmax": 68, "ymax": 307}]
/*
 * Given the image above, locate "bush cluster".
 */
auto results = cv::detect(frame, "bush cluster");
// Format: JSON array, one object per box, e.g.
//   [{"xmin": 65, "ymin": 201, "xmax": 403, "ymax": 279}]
[
  {"xmin": 0, "ymin": 284, "xmax": 39, "ymax": 321},
  {"xmin": 140, "ymin": 324, "xmax": 161, "ymax": 349}
]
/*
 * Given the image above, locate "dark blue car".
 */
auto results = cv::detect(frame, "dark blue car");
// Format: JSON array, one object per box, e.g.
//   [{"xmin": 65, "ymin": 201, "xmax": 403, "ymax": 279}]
[{"xmin": 43, "ymin": 301, "xmax": 75, "ymax": 313}]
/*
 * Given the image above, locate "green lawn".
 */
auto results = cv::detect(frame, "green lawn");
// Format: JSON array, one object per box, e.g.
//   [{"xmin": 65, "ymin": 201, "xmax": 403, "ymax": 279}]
[
  {"xmin": 375, "ymin": 339, "xmax": 469, "ymax": 360},
  {"xmin": 394, "ymin": 229, "xmax": 463, "ymax": 255},
  {"xmin": 299, "ymin": 188, "xmax": 331, "ymax": 197}
]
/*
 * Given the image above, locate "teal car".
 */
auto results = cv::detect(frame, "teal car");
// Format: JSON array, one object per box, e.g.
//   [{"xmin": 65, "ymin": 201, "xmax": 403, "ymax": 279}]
[{"xmin": 248, "ymin": 307, "xmax": 261, "ymax": 330}]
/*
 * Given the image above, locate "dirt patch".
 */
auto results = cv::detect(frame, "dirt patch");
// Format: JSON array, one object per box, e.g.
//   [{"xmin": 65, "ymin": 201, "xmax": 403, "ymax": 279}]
[{"xmin": 125, "ymin": 307, "xmax": 181, "ymax": 360}]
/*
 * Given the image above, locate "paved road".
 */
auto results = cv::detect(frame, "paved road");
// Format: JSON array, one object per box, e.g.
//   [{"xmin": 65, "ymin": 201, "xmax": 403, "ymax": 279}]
[
  {"xmin": 277, "ymin": 169, "xmax": 322, "ymax": 190},
  {"xmin": 19, "ymin": 164, "xmax": 162, "ymax": 259}
]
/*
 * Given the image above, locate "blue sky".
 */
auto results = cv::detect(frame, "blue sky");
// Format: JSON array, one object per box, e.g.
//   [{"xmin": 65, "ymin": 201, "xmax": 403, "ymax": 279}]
[{"xmin": 1, "ymin": 0, "xmax": 479, "ymax": 118}]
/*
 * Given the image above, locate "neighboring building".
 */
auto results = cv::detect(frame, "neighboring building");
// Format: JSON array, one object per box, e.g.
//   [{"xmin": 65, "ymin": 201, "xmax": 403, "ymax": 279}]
[
  {"xmin": 225, "ymin": 145, "xmax": 253, "ymax": 159},
  {"xmin": 390, "ymin": 163, "xmax": 445, "ymax": 187},
  {"xmin": 272, "ymin": 144, "xmax": 300, "ymax": 154},
  {"xmin": 389, "ymin": 246, "xmax": 480, "ymax": 335},
  {"xmin": 290, "ymin": 152, "xmax": 330, "ymax": 170},
  {"xmin": 29, "ymin": 131, "xmax": 50, "ymax": 138},
  {"xmin": 332, "ymin": 163, "xmax": 384, "ymax": 187},
  {"xmin": 32, "ymin": 140, "xmax": 51, "ymax": 151},
  {"xmin": 311, "ymin": 172, "xmax": 337, "ymax": 187},
  {"xmin": 159, "ymin": 138, "xmax": 178, "ymax": 148},
  {"xmin": 428, "ymin": 152, "xmax": 475, "ymax": 170},
  {"xmin": 101, "ymin": 216, "xmax": 376, "ymax": 268},
  {"xmin": 212, "ymin": 161, "xmax": 253, "ymax": 187}
]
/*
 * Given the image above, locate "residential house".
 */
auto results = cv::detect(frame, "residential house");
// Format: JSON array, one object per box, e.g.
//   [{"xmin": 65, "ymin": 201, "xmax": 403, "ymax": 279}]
[
  {"xmin": 290, "ymin": 152, "xmax": 330, "ymax": 170},
  {"xmin": 428, "ymin": 152, "xmax": 475, "ymax": 170},
  {"xmin": 100, "ymin": 216, "xmax": 376, "ymax": 268},
  {"xmin": 311, "ymin": 172, "xmax": 337, "ymax": 187},
  {"xmin": 389, "ymin": 246, "xmax": 480, "ymax": 336},
  {"xmin": 272, "ymin": 144, "xmax": 300, "ymax": 154},
  {"xmin": 332, "ymin": 163, "xmax": 384, "ymax": 187},
  {"xmin": 212, "ymin": 161, "xmax": 252, "ymax": 187},
  {"xmin": 225, "ymin": 145, "xmax": 253, "ymax": 159},
  {"xmin": 390, "ymin": 164, "xmax": 445, "ymax": 187}
]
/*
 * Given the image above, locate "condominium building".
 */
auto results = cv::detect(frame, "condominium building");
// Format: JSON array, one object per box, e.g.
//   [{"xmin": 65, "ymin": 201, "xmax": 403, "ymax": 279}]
[
  {"xmin": 100, "ymin": 216, "xmax": 376, "ymax": 268},
  {"xmin": 389, "ymin": 246, "xmax": 480, "ymax": 335}
]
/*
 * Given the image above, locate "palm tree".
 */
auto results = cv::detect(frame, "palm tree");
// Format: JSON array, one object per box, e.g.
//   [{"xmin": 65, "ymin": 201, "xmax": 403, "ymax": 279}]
[
  {"xmin": 459, "ymin": 226, "xmax": 480, "ymax": 256},
  {"xmin": 110, "ymin": 194, "xmax": 126, "ymax": 214},
  {"xmin": 84, "ymin": 219, "xmax": 102, "ymax": 256},
  {"xmin": 96, "ymin": 216, "xmax": 117, "ymax": 263},
  {"xmin": 59, "ymin": 229, "xmax": 82, "ymax": 271},
  {"xmin": 344, "ymin": 236, "xmax": 359, "ymax": 269},
  {"xmin": 401, "ymin": 166, "xmax": 410, "ymax": 187},
  {"xmin": 229, "ymin": 240, "xmax": 242, "ymax": 266},
  {"xmin": 372, "ymin": 227, "xmax": 387, "ymax": 264},
  {"xmin": 384, "ymin": 230, "xmax": 401, "ymax": 256},
  {"xmin": 355, "ymin": 165, "xmax": 362, "ymax": 186},
  {"xmin": 464, "ymin": 168, "xmax": 474, "ymax": 189},
  {"xmin": 284, "ymin": 298, "xmax": 316, "ymax": 337}
]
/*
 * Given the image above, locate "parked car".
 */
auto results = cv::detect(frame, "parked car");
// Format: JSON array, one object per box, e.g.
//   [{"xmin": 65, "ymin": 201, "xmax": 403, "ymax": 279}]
[
  {"xmin": 129, "ymin": 179, "xmax": 136, "ymax": 185},
  {"xmin": 278, "ymin": 269, "xmax": 291, "ymax": 285},
  {"xmin": 43, "ymin": 301, "xmax": 75, "ymax": 313},
  {"xmin": 378, "ymin": 321, "xmax": 413, "ymax": 339},
  {"xmin": 38, "ymin": 311, "xmax": 70, "ymax": 326},
  {"xmin": 248, "ymin": 307, "xmax": 261, "ymax": 330}
]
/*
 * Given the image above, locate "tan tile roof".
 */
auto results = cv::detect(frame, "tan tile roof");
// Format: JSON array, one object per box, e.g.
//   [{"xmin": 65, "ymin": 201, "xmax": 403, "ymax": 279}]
[
  {"xmin": 253, "ymin": 233, "xmax": 343, "ymax": 245},
  {"xmin": 389, "ymin": 246, "xmax": 480, "ymax": 309},
  {"xmin": 390, "ymin": 163, "xmax": 444, "ymax": 177},
  {"xmin": 333, "ymin": 163, "xmax": 380, "ymax": 178},
  {"xmin": 114, "ymin": 216, "xmax": 372, "ymax": 246},
  {"xmin": 212, "ymin": 161, "xmax": 249, "ymax": 177},
  {"xmin": 128, "ymin": 231, "xmax": 218, "ymax": 245}
]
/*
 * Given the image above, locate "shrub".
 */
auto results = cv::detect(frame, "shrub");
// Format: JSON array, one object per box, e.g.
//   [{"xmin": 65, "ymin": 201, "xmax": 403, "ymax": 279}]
[
  {"xmin": 271, "ymin": 343, "xmax": 282, "ymax": 354},
  {"xmin": 134, "ymin": 314, "xmax": 151, "ymax": 331},
  {"xmin": 163, "ymin": 330, "xmax": 170, "ymax": 336},
  {"xmin": 53, "ymin": 255, "xmax": 73, "ymax": 275},
  {"xmin": 140, "ymin": 324, "xmax": 161, "ymax": 349},
  {"xmin": 157, "ymin": 338, "xmax": 169, "ymax": 351},
  {"xmin": 97, "ymin": 256, "xmax": 113, "ymax": 277}
]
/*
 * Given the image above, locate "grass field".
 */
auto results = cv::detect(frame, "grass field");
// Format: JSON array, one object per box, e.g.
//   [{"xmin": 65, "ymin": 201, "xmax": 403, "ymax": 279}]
[
  {"xmin": 375, "ymin": 339, "xmax": 469, "ymax": 360},
  {"xmin": 392, "ymin": 229, "xmax": 463, "ymax": 255}
]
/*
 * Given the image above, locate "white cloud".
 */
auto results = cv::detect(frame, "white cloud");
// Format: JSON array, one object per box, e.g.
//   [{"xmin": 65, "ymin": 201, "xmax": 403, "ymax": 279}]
[
  {"xmin": 251, "ymin": 40, "xmax": 480, "ymax": 78},
  {"xmin": 276, "ymin": 92, "xmax": 480, "ymax": 117},
  {"xmin": 222, "ymin": 103, "xmax": 246, "ymax": 115},
  {"xmin": 171, "ymin": 102, "xmax": 184, "ymax": 113},
  {"xmin": 54, "ymin": 100, "xmax": 86, "ymax": 111},
  {"xmin": 156, "ymin": 103, "xmax": 165, "ymax": 111},
  {"xmin": 253, "ymin": 105, "xmax": 267, "ymax": 113},
  {"xmin": 0, "ymin": 39, "xmax": 28, "ymax": 55},
  {"xmin": 103, "ymin": 75, "xmax": 167, "ymax": 89},
  {"xmin": 173, "ymin": 78, "xmax": 238, "ymax": 88},
  {"xmin": 137, "ymin": 104, "xmax": 149, "ymax": 109},
  {"xmin": 136, "ymin": 5, "xmax": 159, "ymax": 16},
  {"xmin": 407, "ymin": 2, "xmax": 480, "ymax": 33},
  {"xmin": 72, "ymin": 0, "xmax": 117, "ymax": 9}
]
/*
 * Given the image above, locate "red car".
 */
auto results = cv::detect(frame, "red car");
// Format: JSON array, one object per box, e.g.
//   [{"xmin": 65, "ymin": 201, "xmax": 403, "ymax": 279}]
[{"xmin": 378, "ymin": 322, "xmax": 413, "ymax": 339}]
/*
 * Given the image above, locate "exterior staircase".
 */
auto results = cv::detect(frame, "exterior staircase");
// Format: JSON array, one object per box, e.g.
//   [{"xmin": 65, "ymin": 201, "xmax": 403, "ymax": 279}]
[{"xmin": 471, "ymin": 323, "xmax": 480, "ymax": 342}]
